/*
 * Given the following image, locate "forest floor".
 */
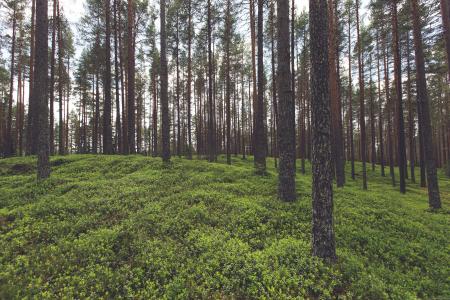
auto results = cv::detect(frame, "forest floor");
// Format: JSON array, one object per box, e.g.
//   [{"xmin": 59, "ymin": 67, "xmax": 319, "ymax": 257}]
[{"xmin": 0, "ymin": 154, "xmax": 449, "ymax": 299}]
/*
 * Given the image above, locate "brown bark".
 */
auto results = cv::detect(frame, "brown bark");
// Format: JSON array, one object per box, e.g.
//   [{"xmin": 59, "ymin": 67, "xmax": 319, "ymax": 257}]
[
  {"xmin": 277, "ymin": 0, "xmax": 296, "ymax": 201},
  {"xmin": 127, "ymin": 0, "xmax": 136, "ymax": 154},
  {"xmin": 160, "ymin": 0, "xmax": 170, "ymax": 162},
  {"xmin": 310, "ymin": 0, "xmax": 336, "ymax": 263},
  {"xmin": 411, "ymin": 0, "xmax": 442, "ymax": 209},
  {"xmin": 36, "ymin": 0, "xmax": 50, "ymax": 179},
  {"xmin": 103, "ymin": 0, "xmax": 113, "ymax": 154}
]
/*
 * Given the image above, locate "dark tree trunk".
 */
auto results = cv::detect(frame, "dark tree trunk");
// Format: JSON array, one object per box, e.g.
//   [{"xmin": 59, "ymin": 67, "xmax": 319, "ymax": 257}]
[
  {"xmin": 440, "ymin": 0, "xmax": 450, "ymax": 79},
  {"xmin": 376, "ymin": 32, "xmax": 385, "ymax": 177},
  {"xmin": 225, "ymin": 0, "xmax": 232, "ymax": 165},
  {"xmin": 113, "ymin": 0, "xmax": 121, "ymax": 153},
  {"xmin": 207, "ymin": 0, "xmax": 215, "ymax": 162},
  {"xmin": 254, "ymin": 0, "xmax": 266, "ymax": 173},
  {"xmin": 270, "ymin": 1, "xmax": 278, "ymax": 169},
  {"xmin": 383, "ymin": 31, "xmax": 396, "ymax": 186},
  {"xmin": 5, "ymin": 4, "xmax": 16, "ymax": 157},
  {"xmin": 127, "ymin": 0, "xmax": 136, "ymax": 154},
  {"xmin": 356, "ymin": 0, "xmax": 367, "ymax": 190},
  {"xmin": 160, "ymin": 0, "xmax": 170, "ymax": 162},
  {"xmin": 391, "ymin": 0, "xmax": 407, "ymax": 194},
  {"xmin": 369, "ymin": 54, "xmax": 376, "ymax": 172},
  {"xmin": 176, "ymin": 13, "xmax": 181, "ymax": 157},
  {"xmin": 187, "ymin": 0, "xmax": 193, "ymax": 159},
  {"xmin": 329, "ymin": 0, "xmax": 345, "ymax": 187},
  {"xmin": 57, "ymin": 0, "xmax": 64, "ymax": 155},
  {"xmin": 406, "ymin": 34, "xmax": 416, "ymax": 183},
  {"xmin": 49, "ymin": 0, "xmax": 57, "ymax": 155},
  {"xmin": 347, "ymin": 6, "xmax": 355, "ymax": 180},
  {"xmin": 277, "ymin": 0, "xmax": 296, "ymax": 201},
  {"xmin": 36, "ymin": 0, "xmax": 50, "ymax": 179},
  {"xmin": 27, "ymin": 0, "xmax": 36, "ymax": 155},
  {"xmin": 103, "ymin": 0, "xmax": 113, "ymax": 154},
  {"xmin": 310, "ymin": 0, "xmax": 336, "ymax": 263},
  {"xmin": 411, "ymin": 0, "xmax": 442, "ymax": 209}
]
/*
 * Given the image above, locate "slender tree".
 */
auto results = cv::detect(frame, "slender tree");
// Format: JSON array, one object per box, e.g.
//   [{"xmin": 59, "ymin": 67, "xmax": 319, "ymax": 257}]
[
  {"xmin": 391, "ymin": 0, "xmax": 406, "ymax": 194},
  {"xmin": 127, "ymin": 0, "xmax": 136, "ymax": 154},
  {"xmin": 103, "ymin": 0, "xmax": 113, "ymax": 154},
  {"xmin": 36, "ymin": 0, "xmax": 50, "ymax": 179},
  {"xmin": 160, "ymin": 0, "xmax": 170, "ymax": 162},
  {"xmin": 410, "ymin": 0, "xmax": 441, "ymax": 209},
  {"xmin": 356, "ymin": 0, "xmax": 367, "ymax": 190},
  {"xmin": 254, "ymin": 0, "xmax": 266, "ymax": 173},
  {"xmin": 277, "ymin": 0, "xmax": 296, "ymax": 201}
]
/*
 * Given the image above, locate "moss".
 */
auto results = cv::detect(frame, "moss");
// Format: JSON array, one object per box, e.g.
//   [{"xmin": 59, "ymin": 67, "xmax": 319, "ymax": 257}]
[{"xmin": 0, "ymin": 154, "xmax": 448, "ymax": 299}]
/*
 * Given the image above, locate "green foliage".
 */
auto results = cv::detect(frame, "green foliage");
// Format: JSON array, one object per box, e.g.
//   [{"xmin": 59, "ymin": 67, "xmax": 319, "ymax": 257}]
[{"xmin": 0, "ymin": 155, "xmax": 448, "ymax": 299}]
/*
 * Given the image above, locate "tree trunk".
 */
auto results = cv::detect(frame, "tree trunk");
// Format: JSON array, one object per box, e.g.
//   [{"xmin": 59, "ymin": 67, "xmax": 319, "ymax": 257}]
[
  {"xmin": 49, "ymin": 0, "xmax": 57, "ymax": 155},
  {"xmin": 411, "ymin": 0, "xmax": 442, "ymax": 209},
  {"xmin": 187, "ymin": 0, "xmax": 193, "ymax": 159},
  {"xmin": 103, "ymin": 0, "xmax": 113, "ymax": 154},
  {"xmin": 329, "ymin": 0, "xmax": 345, "ymax": 186},
  {"xmin": 5, "ymin": 4, "xmax": 17, "ymax": 157},
  {"xmin": 27, "ymin": 0, "xmax": 36, "ymax": 155},
  {"xmin": 113, "ymin": 0, "xmax": 121, "ymax": 153},
  {"xmin": 356, "ymin": 0, "xmax": 367, "ymax": 190},
  {"xmin": 391, "ymin": 0, "xmax": 407, "ymax": 194},
  {"xmin": 254, "ymin": 0, "xmax": 266, "ymax": 173},
  {"xmin": 376, "ymin": 31, "xmax": 385, "ymax": 177},
  {"xmin": 127, "ymin": 0, "xmax": 136, "ymax": 154},
  {"xmin": 36, "ymin": 0, "xmax": 50, "ymax": 179},
  {"xmin": 160, "ymin": 0, "xmax": 170, "ymax": 162},
  {"xmin": 57, "ymin": 0, "xmax": 64, "ymax": 155},
  {"xmin": 347, "ymin": 6, "xmax": 355, "ymax": 180},
  {"xmin": 310, "ymin": 0, "xmax": 336, "ymax": 263},
  {"xmin": 277, "ymin": 0, "xmax": 296, "ymax": 201}
]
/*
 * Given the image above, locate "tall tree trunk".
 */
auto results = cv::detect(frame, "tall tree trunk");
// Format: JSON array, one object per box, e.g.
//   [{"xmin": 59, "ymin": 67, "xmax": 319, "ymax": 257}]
[
  {"xmin": 113, "ymin": 0, "xmax": 121, "ymax": 153},
  {"xmin": 356, "ymin": 0, "xmax": 367, "ymax": 189},
  {"xmin": 329, "ymin": 0, "xmax": 345, "ymax": 186},
  {"xmin": 411, "ymin": 0, "xmax": 442, "ymax": 209},
  {"xmin": 5, "ymin": 4, "xmax": 17, "ymax": 157},
  {"xmin": 270, "ymin": 0, "xmax": 278, "ymax": 169},
  {"xmin": 383, "ymin": 30, "xmax": 396, "ymax": 186},
  {"xmin": 176, "ymin": 12, "xmax": 181, "ymax": 157},
  {"xmin": 49, "ymin": 0, "xmax": 57, "ymax": 155},
  {"xmin": 27, "ymin": 0, "xmax": 36, "ymax": 155},
  {"xmin": 254, "ymin": 0, "xmax": 266, "ymax": 173},
  {"xmin": 160, "ymin": 0, "xmax": 170, "ymax": 162},
  {"xmin": 127, "ymin": 0, "xmax": 135, "ymax": 154},
  {"xmin": 187, "ymin": 0, "xmax": 193, "ymax": 159},
  {"xmin": 207, "ymin": 0, "xmax": 215, "ymax": 162},
  {"xmin": 277, "ymin": 0, "xmax": 296, "ymax": 201},
  {"xmin": 310, "ymin": 0, "xmax": 336, "ymax": 263},
  {"xmin": 369, "ymin": 54, "xmax": 376, "ymax": 171},
  {"xmin": 376, "ymin": 31, "xmax": 385, "ymax": 176},
  {"xmin": 225, "ymin": 0, "xmax": 232, "ymax": 165},
  {"xmin": 103, "ymin": 0, "xmax": 113, "ymax": 154},
  {"xmin": 347, "ymin": 6, "xmax": 355, "ymax": 180},
  {"xmin": 406, "ymin": 33, "xmax": 416, "ymax": 183},
  {"xmin": 391, "ymin": 0, "xmax": 407, "ymax": 194},
  {"xmin": 57, "ymin": 0, "xmax": 64, "ymax": 155},
  {"xmin": 36, "ymin": 0, "xmax": 50, "ymax": 179},
  {"xmin": 440, "ymin": 0, "xmax": 450, "ymax": 79}
]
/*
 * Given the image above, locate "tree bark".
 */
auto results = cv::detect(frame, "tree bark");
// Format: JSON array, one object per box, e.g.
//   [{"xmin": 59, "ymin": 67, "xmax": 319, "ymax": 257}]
[
  {"xmin": 411, "ymin": 0, "xmax": 442, "ymax": 209},
  {"xmin": 310, "ymin": 0, "xmax": 336, "ymax": 263},
  {"xmin": 277, "ymin": 0, "xmax": 296, "ymax": 201},
  {"xmin": 36, "ymin": 0, "xmax": 50, "ymax": 179},
  {"xmin": 391, "ymin": 0, "xmax": 407, "ymax": 194},
  {"xmin": 254, "ymin": 0, "xmax": 266, "ymax": 173},
  {"xmin": 160, "ymin": 0, "xmax": 170, "ymax": 162},
  {"xmin": 103, "ymin": 0, "xmax": 113, "ymax": 154},
  {"xmin": 127, "ymin": 0, "xmax": 136, "ymax": 154}
]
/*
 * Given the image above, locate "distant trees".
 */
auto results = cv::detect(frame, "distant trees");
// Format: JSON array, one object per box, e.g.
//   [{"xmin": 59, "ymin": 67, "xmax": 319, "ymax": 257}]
[{"xmin": 0, "ymin": 0, "xmax": 446, "ymax": 213}]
